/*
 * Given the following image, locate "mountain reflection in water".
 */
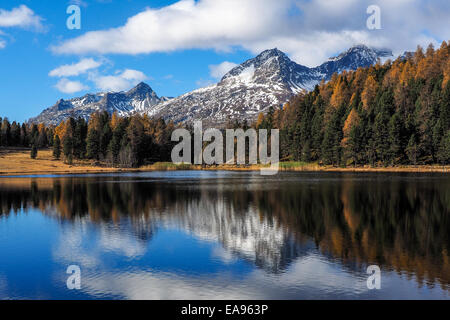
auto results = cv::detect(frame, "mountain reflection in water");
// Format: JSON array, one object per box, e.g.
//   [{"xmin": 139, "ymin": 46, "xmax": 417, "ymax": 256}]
[{"xmin": 0, "ymin": 171, "xmax": 449, "ymax": 299}]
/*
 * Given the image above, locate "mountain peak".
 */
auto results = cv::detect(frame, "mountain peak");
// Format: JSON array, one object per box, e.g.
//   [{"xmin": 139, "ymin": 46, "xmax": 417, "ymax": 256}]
[
  {"xmin": 136, "ymin": 81, "xmax": 150, "ymax": 89},
  {"xmin": 256, "ymin": 48, "xmax": 287, "ymax": 60},
  {"xmin": 220, "ymin": 48, "xmax": 295, "ymax": 85},
  {"xmin": 126, "ymin": 82, "xmax": 158, "ymax": 100},
  {"xmin": 316, "ymin": 45, "xmax": 393, "ymax": 78},
  {"xmin": 128, "ymin": 82, "xmax": 152, "ymax": 94},
  {"xmin": 329, "ymin": 44, "xmax": 393, "ymax": 62}
]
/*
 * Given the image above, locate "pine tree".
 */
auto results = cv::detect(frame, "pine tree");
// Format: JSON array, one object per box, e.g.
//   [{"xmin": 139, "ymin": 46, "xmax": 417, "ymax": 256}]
[
  {"xmin": 1, "ymin": 118, "xmax": 11, "ymax": 146},
  {"xmin": 53, "ymin": 135, "xmax": 61, "ymax": 160},
  {"xmin": 73, "ymin": 118, "xmax": 87, "ymax": 159},
  {"xmin": 441, "ymin": 82, "xmax": 450, "ymax": 132},
  {"xmin": 20, "ymin": 123, "xmax": 28, "ymax": 147},
  {"xmin": 388, "ymin": 113, "xmax": 404, "ymax": 164},
  {"xmin": 406, "ymin": 134, "xmax": 419, "ymax": 165},
  {"xmin": 437, "ymin": 131, "xmax": 450, "ymax": 164},
  {"xmin": 86, "ymin": 129, "xmax": 100, "ymax": 160},
  {"xmin": 321, "ymin": 109, "xmax": 343, "ymax": 166},
  {"xmin": 30, "ymin": 124, "xmax": 39, "ymax": 146},
  {"xmin": 10, "ymin": 122, "xmax": 21, "ymax": 146},
  {"xmin": 126, "ymin": 117, "xmax": 145, "ymax": 167},
  {"xmin": 63, "ymin": 135, "xmax": 73, "ymax": 164},
  {"xmin": 30, "ymin": 144, "xmax": 38, "ymax": 159},
  {"xmin": 310, "ymin": 112, "xmax": 323, "ymax": 161},
  {"xmin": 347, "ymin": 125, "xmax": 362, "ymax": 166},
  {"xmin": 108, "ymin": 121, "xmax": 126, "ymax": 165},
  {"xmin": 37, "ymin": 126, "xmax": 48, "ymax": 148},
  {"xmin": 100, "ymin": 122, "xmax": 112, "ymax": 158},
  {"xmin": 341, "ymin": 109, "xmax": 360, "ymax": 166}
]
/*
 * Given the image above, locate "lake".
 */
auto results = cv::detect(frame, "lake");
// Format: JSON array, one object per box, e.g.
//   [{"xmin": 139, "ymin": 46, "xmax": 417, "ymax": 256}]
[{"xmin": 0, "ymin": 171, "xmax": 449, "ymax": 299}]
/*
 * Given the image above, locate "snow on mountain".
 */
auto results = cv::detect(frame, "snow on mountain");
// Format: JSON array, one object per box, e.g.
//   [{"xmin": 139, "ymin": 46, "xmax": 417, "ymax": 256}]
[
  {"xmin": 30, "ymin": 45, "xmax": 392, "ymax": 126},
  {"xmin": 318, "ymin": 45, "xmax": 393, "ymax": 76},
  {"xmin": 145, "ymin": 45, "xmax": 392, "ymax": 126},
  {"xmin": 29, "ymin": 82, "xmax": 161, "ymax": 125}
]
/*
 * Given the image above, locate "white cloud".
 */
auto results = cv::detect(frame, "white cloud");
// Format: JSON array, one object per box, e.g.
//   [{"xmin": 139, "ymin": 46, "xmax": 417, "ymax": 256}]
[
  {"xmin": 49, "ymin": 58, "xmax": 102, "ymax": 77},
  {"xmin": 209, "ymin": 61, "xmax": 238, "ymax": 79},
  {"xmin": 92, "ymin": 69, "xmax": 148, "ymax": 92},
  {"xmin": 51, "ymin": 0, "xmax": 292, "ymax": 54},
  {"xmin": 0, "ymin": 39, "xmax": 5, "ymax": 49},
  {"xmin": 51, "ymin": 0, "xmax": 450, "ymax": 67},
  {"xmin": 0, "ymin": 5, "xmax": 44, "ymax": 30},
  {"xmin": 55, "ymin": 78, "xmax": 89, "ymax": 94}
]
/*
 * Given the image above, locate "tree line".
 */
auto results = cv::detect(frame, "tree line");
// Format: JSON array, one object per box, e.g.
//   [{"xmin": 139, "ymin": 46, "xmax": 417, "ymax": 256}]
[
  {"xmin": 0, "ymin": 112, "xmax": 176, "ymax": 167},
  {"xmin": 255, "ymin": 41, "xmax": 450, "ymax": 166}
]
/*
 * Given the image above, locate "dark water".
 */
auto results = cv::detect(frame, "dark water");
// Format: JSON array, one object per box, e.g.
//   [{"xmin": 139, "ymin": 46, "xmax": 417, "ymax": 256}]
[{"xmin": 0, "ymin": 171, "xmax": 449, "ymax": 300}]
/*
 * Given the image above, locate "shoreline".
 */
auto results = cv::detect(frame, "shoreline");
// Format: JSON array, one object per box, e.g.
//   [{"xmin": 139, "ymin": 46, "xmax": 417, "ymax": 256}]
[
  {"xmin": 0, "ymin": 149, "xmax": 449, "ymax": 177},
  {"xmin": 1, "ymin": 164, "xmax": 449, "ymax": 177}
]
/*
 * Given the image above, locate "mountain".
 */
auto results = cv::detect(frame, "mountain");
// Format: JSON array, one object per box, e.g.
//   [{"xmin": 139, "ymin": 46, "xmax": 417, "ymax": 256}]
[
  {"xmin": 145, "ymin": 45, "xmax": 392, "ymax": 126},
  {"xmin": 30, "ymin": 45, "xmax": 392, "ymax": 126},
  {"xmin": 317, "ymin": 45, "xmax": 393, "ymax": 76},
  {"xmin": 29, "ymin": 82, "xmax": 161, "ymax": 125}
]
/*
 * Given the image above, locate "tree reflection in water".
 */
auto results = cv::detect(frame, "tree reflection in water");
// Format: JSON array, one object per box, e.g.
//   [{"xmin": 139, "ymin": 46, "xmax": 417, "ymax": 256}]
[{"xmin": 0, "ymin": 172, "xmax": 449, "ymax": 290}]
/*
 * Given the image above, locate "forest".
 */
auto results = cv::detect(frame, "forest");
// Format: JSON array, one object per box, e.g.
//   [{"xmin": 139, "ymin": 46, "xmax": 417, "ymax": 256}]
[
  {"xmin": 255, "ymin": 41, "xmax": 450, "ymax": 166},
  {"xmin": 0, "ymin": 112, "xmax": 176, "ymax": 167},
  {"xmin": 0, "ymin": 42, "xmax": 449, "ymax": 167}
]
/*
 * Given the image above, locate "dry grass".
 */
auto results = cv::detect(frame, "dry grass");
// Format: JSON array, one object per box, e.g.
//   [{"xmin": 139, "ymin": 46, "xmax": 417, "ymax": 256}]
[
  {"xmin": 0, "ymin": 148, "xmax": 449, "ymax": 176},
  {"xmin": 0, "ymin": 148, "xmax": 120, "ymax": 176}
]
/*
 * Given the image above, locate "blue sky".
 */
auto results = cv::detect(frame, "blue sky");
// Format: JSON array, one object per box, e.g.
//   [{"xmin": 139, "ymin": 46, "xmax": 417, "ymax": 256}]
[
  {"xmin": 0, "ymin": 0, "xmax": 449, "ymax": 123},
  {"xmin": 0, "ymin": 0, "xmax": 254, "ymax": 122}
]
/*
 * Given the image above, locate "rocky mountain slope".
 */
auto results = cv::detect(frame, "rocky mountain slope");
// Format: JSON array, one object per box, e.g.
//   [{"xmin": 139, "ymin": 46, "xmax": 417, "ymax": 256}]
[
  {"xmin": 30, "ymin": 45, "xmax": 392, "ymax": 126},
  {"xmin": 145, "ymin": 45, "xmax": 392, "ymax": 125},
  {"xmin": 29, "ymin": 82, "xmax": 161, "ymax": 125}
]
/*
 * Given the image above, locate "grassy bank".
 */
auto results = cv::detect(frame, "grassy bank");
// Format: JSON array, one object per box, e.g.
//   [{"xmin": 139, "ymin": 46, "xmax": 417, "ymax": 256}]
[{"xmin": 0, "ymin": 148, "xmax": 449, "ymax": 176}]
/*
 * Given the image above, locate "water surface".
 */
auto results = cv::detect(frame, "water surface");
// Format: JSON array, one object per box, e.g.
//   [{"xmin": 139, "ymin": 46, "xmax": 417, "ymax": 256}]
[{"xmin": 0, "ymin": 171, "xmax": 449, "ymax": 299}]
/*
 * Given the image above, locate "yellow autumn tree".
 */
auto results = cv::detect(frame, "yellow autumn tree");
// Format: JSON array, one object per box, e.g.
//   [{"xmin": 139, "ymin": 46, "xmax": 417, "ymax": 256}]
[
  {"xmin": 87, "ymin": 112, "xmax": 102, "ymax": 132},
  {"xmin": 353, "ymin": 68, "xmax": 367, "ymax": 90},
  {"xmin": 443, "ymin": 60, "xmax": 450, "ymax": 89},
  {"xmin": 400, "ymin": 61, "xmax": 415, "ymax": 85},
  {"xmin": 54, "ymin": 121, "xmax": 68, "ymax": 140},
  {"xmin": 330, "ymin": 77, "xmax": 347, "ymax": 109},
  {"xmin": 341, "ymin": 109, "xmax": 360, "ymax": 148},
  {"xmin": 383, "ymin": 60, "xmax": 402, "ymax": 88},
  {"xmin": 361, "ymin": 75, "xmax": 378, "ymax": 111},
  {"xmin": 111, "ymin": 112, "xmax": 120, "ymax": 130}
]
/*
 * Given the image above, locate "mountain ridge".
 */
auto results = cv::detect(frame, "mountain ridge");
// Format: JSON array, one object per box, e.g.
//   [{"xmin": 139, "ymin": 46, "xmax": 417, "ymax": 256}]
[{"xmin": 30, "ymin": 45, "xmax": 393, "ymax": 126}]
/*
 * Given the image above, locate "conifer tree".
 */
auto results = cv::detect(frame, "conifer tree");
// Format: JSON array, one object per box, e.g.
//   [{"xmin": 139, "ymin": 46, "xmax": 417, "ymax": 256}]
[
  {"xmin": 406, "ymin": 134, "xmax": 419, "ymax": 165},
  {"xmin": 86, "ymin": 128, "xmax": 100, "ymax": 160},
  {"xmin": 53, "ymin": 135, "xmax": 61, "ymax": 160},
  {"xmin": 30, "ymin": 144, "xmax": 38, "ymax": 159},
  {"xmin": 438, "ymin": 131, "xmax": 450, "ymax": 164}
]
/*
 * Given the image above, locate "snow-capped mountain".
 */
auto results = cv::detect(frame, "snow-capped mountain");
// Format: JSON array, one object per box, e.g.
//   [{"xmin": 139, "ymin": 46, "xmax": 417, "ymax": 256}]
[
  {"xmin": 29, "ymin": 82, "xmax": 161, "ymax": 125},
  {"xmin": 145, "ymin": 45, "xmax": 392, "ymax": 126},
  {"xmin": 317, "ymin": 45, "xmax": 393, "ymax": 76},
  {"xmin": 30, "ymin": 45, "xmax": 392, "ymax": 126}
]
